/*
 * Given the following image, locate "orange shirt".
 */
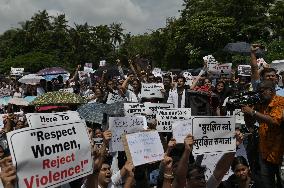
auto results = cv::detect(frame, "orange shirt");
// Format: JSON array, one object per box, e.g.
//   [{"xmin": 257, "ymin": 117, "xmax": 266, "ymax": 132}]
[{"xmin": 258, "ymin": 95, "xmax": 284, "ymax": 164}]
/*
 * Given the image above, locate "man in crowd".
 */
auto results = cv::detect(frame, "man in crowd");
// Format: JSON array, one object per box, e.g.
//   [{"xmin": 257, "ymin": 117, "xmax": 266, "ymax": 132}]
[
  {"xmin": 250, "ymin": 44, "xmax": 284, "ymax": 96},
  {"xmin": 167, "ymin": 76, "xmax": 187, "ymax": 108},
  {"xmin": 242, "ymin": 80, "xmax": 284, "ymax": 188}
]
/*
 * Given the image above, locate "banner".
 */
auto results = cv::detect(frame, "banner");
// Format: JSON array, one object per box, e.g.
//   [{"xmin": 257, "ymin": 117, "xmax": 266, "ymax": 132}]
[
  {"xmin": 7, "ymin": 122, "xmax": 93, "ymax": 188},
  {"xmin": 238, "ymin": 65, "xmax": 251, "ymax": 76},
  {"xmin": 109, "ymin": 116, "xmax": 146, "ymax": 152},
  {"xmin": 26, "ymin": 111, "xmax": 82, "ymax": 128},
  {"xmin": 192, "ymin": 116, "xmax": 236, "ymax": 155},
  {"xmin": 123, "ymin": 131, "xmax": 164, "ymax": 166},
  {"xmin": 11, "ymin": 67, "xmax": 24, "ymax": 76},
  {"xmin": 156, "ymin": 108, "xmax": 191, "ymax": 132},
  {"xmin": 172, "ymin": 120, "xmax": 192, "ymax": 143},
  {"xmin": 141, "ymin": 83, "xmax": 164, "ymax": 98},
  {"xmin": 124, "ymin": 102, "xmax": 173, "ymax": 123}
]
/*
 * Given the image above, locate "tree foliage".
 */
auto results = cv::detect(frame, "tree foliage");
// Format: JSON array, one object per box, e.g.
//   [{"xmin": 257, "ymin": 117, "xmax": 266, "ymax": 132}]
[{"xmin": 0, "ymin": 1, "xmax": 283, "ymax": 74}]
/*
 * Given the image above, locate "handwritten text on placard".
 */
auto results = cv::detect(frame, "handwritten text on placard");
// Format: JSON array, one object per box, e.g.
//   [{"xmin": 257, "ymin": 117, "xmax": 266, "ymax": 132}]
[
  {"xmin": 109, "ymin": 116, "xmax": 146, "ymax": 152},
  {"xmin": 192, "ymin": 116, "xmax": 236, "ymax": 155}
]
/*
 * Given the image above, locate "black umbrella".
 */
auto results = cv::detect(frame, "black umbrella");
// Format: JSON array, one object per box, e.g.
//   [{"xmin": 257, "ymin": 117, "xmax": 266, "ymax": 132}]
[
  {"xmin": 223, "ymin": 42, "xmax": 265, "ymax": 56},
  {"xmin": 94, "ymin": 64, "xmax": 121, "ymax": 78}
]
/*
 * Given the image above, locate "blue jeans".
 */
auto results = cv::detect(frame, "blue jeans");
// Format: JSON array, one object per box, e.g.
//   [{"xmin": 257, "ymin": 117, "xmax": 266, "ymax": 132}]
[{"xmin": 258, "ymin": 154, "xmax": 283, "ymax": 188}]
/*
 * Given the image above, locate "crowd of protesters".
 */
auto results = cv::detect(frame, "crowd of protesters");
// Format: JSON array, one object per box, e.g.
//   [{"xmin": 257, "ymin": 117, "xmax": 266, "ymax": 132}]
[{"xmin": 0, "ymin": 44, "xmax": 284, "ymax": 188}]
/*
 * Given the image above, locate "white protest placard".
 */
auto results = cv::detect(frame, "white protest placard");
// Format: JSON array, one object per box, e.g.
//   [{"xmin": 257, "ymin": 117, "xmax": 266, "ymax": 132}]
[
  {"xmin": 172, "ymin": 120, "xmax": 192, "ymax": 143},
  {"xmin": 124, "ymin": 102, "xmax": 174, "ymax": 123},
  {"xmin": 192, "ymin": 116, "xmax": 235, "ymax": 155},
  {"xmin": 11, "ymin": 67, "xmax": 24, "ymax": 76},
  {"xmin": 144, "ymin": 103, "xmax": 174, "ymax": 123},
  {"xmin": 183, "ymin": 72, "xmax": 194, "ymax": 86},
  {"xmin": 238, "ymin": 65, "xmax": 251, "ymax": 76},
  {"xmin": 26, "ymin": 111, "xmax": 82, "ymax": 128},
  {"xmin": 123, "ymin": 131, "xmax": 164, "ymax": 166},
  {"xmin": 201, "ymin": 143, "xmax": 247, "ymax": 181},
  {"xmin": 106, "ymin": 92, "xmax": 126, "ymax": 104},
  {"xmin": 84, "ymin": 63, "xmax": 93, "ymax": 73},
  {"xmin": 124, "ymin": 103, "xmax": 147, "ymax": 116},
  {"xmin": 141, "ymin": 83, "xmax": 164, "ymax": 98},
  {"xmin": 156, "ymin": 108, "xmax": 191, "ymax": 132},
  {"xmin": 271, "ymin": 59, "xmax": 284, "ymax": 73},
  {"xmin": 109, "ymin": 116, "xmax": 146, "ymax": 152},
  {"xmin": 7, "ymin": 122, "xmax": 93, "ymax": 188},
  {"xmin": 201, "ymin": 153, "xmax": 233, "ymax": 180},
  {"xmin": 210, "ymin": 63, "xmax": 232, "ymax": 78},
  {"xmin": 204, "ymin": 55, "xmax": 218, "ymax": 71},
  {"xmin": 59, "ymin": 88, "xmax": 74, "ymax": 93},
  {"xmin": 152, "ymin": 68, "xmax": 162, "ymax": 77},
  {"xmin": 234, "ymin": 109, "xmax": 245, "ymax": 126},
  {"xmin": 78, "ymin": 71, "xmax": 89, "ymax": 81},
  {"xmin": 99, "ymin": 60, "xmax": 106, "ymax": 67}
]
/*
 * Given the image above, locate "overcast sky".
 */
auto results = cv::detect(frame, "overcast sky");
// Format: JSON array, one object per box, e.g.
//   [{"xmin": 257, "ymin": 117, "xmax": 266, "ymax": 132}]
[{"xmin": 0, "ymin": 0, "xmax": 183, "ymax": 34}]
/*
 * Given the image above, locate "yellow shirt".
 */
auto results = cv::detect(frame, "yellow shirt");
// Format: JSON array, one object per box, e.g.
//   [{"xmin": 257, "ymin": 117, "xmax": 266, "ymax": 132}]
[{"xmin": 258, "ymin": 95, "xmax": 284, "ymax": 164}]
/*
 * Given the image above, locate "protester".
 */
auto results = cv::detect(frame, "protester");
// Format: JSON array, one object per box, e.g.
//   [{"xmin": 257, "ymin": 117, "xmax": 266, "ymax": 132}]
[
  {"xmin": 167, "ymin": 76, "xmax": 187, "ymax": 108},
  {"xmin": 242, "ymin": 80, "xmax": 284, "ymax": 188},
  {"xmin": 219, "ymin": 156, "xmax": 256, "ymax": 188}
]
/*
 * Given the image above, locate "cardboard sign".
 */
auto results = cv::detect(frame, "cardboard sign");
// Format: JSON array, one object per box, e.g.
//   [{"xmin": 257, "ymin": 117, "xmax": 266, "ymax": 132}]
[
  {"xmin": 109, "ymin": 116, "xmax": 146, "ymax": 152},
  {"xmin": 11, "ymin": 67, "xmax": 24, "ymax": 76},
  {"xmin": 123, "ymin": 131, "xmax": 164, "ymax": 166},
  {"xmin": 156, "ymin": 108, "xmax": 191, "ymax": 132},
  {"xmin": 172, "ymin": 120, "xmax": 192, "ymax": 143},
  {"xmin": 141, "ymin": 83, "xmax": 164, "ymax": 98},
  {"xmin": 7, "ymin": 122, "xmax": 93, "ymax": 188},
  {"xmin": 124, "ymin": 102, "xmax": 174, "ymax": 123},
  {"xmin": 192, "ymin": 116, "xmax": 236, "ymax": 155},
  {"xmin": 59, "ymin": 88, "xmax": 74, "ymax": 93},
  {"xmin": 106, "ymin": 92, "xmax": 126, "ymax": 104},
  {"xmin": 26, "ymin": 111, "xmax": 82, "ymax": 128},
  {"xmin": 238, "ymin": 65, "xmax": 251, "ymax": 76}
]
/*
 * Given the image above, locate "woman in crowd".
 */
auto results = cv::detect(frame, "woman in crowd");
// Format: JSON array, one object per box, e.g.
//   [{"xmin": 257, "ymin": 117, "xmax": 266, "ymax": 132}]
[{"xmin": 219, "ymin": 156, "xmax": 256, "ymax": 188}]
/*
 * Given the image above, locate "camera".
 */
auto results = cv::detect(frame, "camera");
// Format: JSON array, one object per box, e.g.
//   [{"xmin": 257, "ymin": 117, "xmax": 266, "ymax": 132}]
[{"xmin": 225, "ymin": 91, "xmax": 261, "ymax": 111}]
